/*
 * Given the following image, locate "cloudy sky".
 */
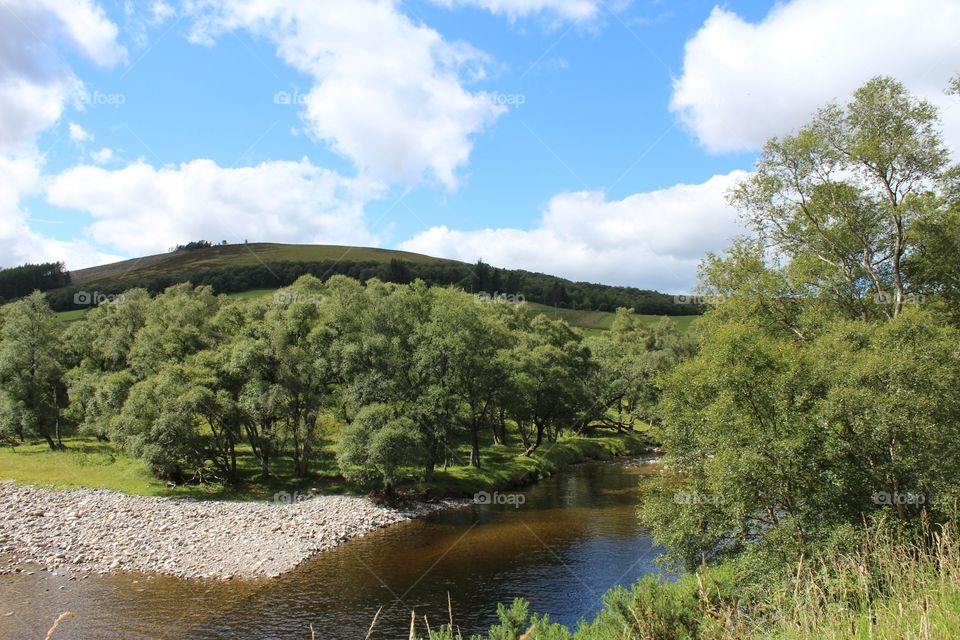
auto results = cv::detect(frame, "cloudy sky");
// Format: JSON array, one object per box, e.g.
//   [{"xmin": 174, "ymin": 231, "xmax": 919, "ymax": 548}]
[{"xmin": 1, "ymin": 0, "xmax": 959, "ymax": 292}]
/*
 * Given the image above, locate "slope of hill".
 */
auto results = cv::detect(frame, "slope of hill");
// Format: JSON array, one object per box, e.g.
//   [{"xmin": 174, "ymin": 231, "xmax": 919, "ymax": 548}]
[
  {"xmin": 9, "ymin": 242, "xmax": 699, "ymax": 320},
  {"xmin": 526, "ymin": 302, "xmax": 697, "ymax": 333},
  {"xmin": 69, "ymin": 243, "xmax": 444, "ymax": 287}
]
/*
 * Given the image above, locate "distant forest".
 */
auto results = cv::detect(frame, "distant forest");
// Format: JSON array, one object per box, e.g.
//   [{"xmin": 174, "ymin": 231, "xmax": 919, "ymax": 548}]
[
  {"xmin": 0, "ymin": 256, "xmax": 697, "ymax": 316},
  {"xmin": 0, "ymin": 262, "xmax": 70, "ymax": 303}
]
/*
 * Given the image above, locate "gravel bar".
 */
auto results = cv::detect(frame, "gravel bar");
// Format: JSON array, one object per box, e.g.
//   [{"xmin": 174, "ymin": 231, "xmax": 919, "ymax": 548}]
[{"xmin": 0, "ymin": 481, "xmax": 459, "ymax": 580}]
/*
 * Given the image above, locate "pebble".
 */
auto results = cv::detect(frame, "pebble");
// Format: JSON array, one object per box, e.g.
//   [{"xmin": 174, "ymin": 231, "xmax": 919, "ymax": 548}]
[{"xmin": 0, "ymin": 481, "xmax": 459, "ymax": 580}]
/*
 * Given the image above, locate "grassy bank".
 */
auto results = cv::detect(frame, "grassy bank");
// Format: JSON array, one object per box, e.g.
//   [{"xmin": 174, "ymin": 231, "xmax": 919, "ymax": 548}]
[
  {"xmin": 421, "ymin": 431, "xmax": 654, "ymax": 497},
  {"xmin": 0, "ymin": 430, "xmax": 654, "ymax": 502}
]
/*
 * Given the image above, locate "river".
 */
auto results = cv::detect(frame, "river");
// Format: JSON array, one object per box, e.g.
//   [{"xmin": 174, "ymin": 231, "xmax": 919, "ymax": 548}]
[{"xmin": 0, "ymin": 459, "xmax": 664, "ymax": 640}]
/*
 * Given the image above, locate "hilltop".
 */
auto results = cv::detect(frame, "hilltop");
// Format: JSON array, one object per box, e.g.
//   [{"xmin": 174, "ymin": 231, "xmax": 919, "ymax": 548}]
[{"xmin": 68, "ymin": 243, "xmax": 444, "ymax": 287}]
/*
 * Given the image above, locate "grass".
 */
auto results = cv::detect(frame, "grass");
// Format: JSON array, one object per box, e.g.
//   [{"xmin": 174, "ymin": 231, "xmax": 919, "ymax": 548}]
[
  {"xmin": 406, "ymin": 521, "xmax": 960, "ymax": 640},
  {"xmin": 0, "ymin": 428, "xmax": 653, "ymax": 502},
  {"xmin": 0, "ymin": 432, "xmax": 354, "ymax": 500},
  {"xmin": 53, "ymin": 308, "xmax": 88, "ymax": 323},
  {"xmin": 420, "ymin": 430, "xmax": 654, "ymax": 497},
  {"xmin": 762, "ymin": 523, "xmax": 960, "ymax": 640},
  {"xmin": 525, "ymin": 302, "xmax": 697, "ymax": 334},
  {"xmin": 0, "ymin": 438, "xmax": 166, "ymax": 495}
]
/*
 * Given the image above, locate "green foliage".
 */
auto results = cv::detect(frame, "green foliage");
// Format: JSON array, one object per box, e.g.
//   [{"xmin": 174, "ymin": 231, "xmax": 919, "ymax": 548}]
[
  {"xmin": 2, "ymin": 270, "xmax": 664, "ymax": 488},
  {"xmin": 727, "ymin": 76, "xmax": 948, "ymax": 326},
  {"xmin": 115, "ymin": 363, "xmax": 209, "ymax": 480},
  {"xmin": 337, "ymin": 404, "xmax": 425, "ymax": 488},
  {"xmin": 0, "ymin": 292, "xmax": 66, "ymax": 449},
  {"xmin": 587, "ymin": 310, "xmax": 696, "ymax": 430},
  {"xmin": 0, "ymin": 262, "xmax": 69, "ymax": 302}
]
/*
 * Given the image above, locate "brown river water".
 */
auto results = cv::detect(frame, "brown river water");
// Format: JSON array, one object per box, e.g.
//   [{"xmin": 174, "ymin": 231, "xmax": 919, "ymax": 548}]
[{"xmin": 0, "ymin": 460, "xmax": 665, "ymax": 640}]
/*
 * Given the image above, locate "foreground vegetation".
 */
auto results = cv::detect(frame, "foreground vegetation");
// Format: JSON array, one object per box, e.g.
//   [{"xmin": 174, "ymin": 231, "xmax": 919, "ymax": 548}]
[
  {"xmin": 404, "ymin": 519, "xmax": 960, "ymax": 639},
  {"xmin": 414, "ymin": 76, "xmax": 960, "ymax": 639}
]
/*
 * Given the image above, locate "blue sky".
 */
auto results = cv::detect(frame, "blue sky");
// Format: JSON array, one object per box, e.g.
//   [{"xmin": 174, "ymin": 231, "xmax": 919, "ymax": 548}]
[{"xmin": 2, "ymin": 0, "xmax": 959, "ymax": 292}]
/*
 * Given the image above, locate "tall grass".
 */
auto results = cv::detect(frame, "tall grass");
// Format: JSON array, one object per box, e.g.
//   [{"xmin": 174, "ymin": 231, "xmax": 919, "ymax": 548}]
[
  {"xmin": 400, "ymin": 520, "xmax": 960, "ymax": 640},
  {"xmin": 763, "ymin": 521, "xmax": 960, "ymax": 639}
]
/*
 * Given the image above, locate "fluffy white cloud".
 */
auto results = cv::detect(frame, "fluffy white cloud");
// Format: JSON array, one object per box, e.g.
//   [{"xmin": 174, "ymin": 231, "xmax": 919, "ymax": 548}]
[
  {"xmin": 0, "ymin": 152, "xmax": 121, "ymax": 269},
  {"xmin": 0, "ymin": 0, "xmax": 125, "ymax": 150},
  {"xmin": 400, "ymin": 171, "xmax": 747, "ymax": 292},
  {"xmin": 672, "ymin": 0, "xmax": 960, "ymax": 153},
  {"xmin": 430, "ymin": 0, "xmax": 604, "ymax": 22},
  {"xmin": 46, "ymin": 158, "xmax": 386, "ymax": 257},
  {"xmin": 89, "ymin": 148, "xmax": 114, "ymax": 164},
  {"xmin": 186, "ymin": 1, "xmax": 504, "ymax": 188},
  {"xmin": 68, "ymin": 123, "xmax": 93, "ymax": 142}
]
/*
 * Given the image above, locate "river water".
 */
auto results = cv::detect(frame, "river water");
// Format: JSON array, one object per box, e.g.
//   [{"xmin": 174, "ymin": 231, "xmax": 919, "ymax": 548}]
[{"xmin": 1, "ymin": 459, "xmax": 664, "ymax": 640}]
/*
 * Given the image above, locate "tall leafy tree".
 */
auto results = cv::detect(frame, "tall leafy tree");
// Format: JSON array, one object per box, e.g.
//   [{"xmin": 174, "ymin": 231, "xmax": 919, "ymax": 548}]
[
  {"xmin": 729, "ymin": 76, "xmax": 949, "ymax": 323},
  {"xmin": 422, "ymin": 289, "xmax": 512, "ymax": 467},
  {"xmin": 507, "ymin": 315, "xmax": 593, "ymax": 456},
  {"xmin": 0, "ymin": 292, "xmax": 66, "ymax": 449}
]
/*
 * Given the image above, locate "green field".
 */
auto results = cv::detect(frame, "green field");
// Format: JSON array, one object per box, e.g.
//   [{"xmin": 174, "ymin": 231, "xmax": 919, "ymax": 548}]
[{"xmin": 525, "ymin": 302, "xmax": 697, "ymax": 333}]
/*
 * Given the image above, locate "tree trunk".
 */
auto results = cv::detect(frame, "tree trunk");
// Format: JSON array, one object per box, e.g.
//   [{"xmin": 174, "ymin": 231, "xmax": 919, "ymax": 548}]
[
  {"xmin": 261, "ymin": 449, "xmax": 270, "ymax": 479},
  {"xmin": 53, "ymin": 387, "xmax": 63, "ymax": 448},
  {"xmin": 523, "ymin": 422, "xmax": 544, "ymax": 457},
  {"xmin": 469, "ymin": 420, "xmax": 481, "ymax": 468}
]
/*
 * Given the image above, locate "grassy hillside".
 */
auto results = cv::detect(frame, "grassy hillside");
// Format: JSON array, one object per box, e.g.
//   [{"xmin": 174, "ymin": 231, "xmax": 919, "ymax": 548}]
[
  {"xmin": 526, "ymin": 302, "xmax": 697, "ymax": 333},
  {"xmin": 70, "ymin": 242, "xmax": 445, "ymax": 286}
]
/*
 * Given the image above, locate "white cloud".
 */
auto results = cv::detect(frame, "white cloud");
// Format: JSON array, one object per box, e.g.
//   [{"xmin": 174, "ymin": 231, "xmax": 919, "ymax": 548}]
[
  {"xmin": 68, "ymin": 122, "xmax": 93, "ymax": 142},
  {"xmin": 89, "ymin": 148, "xmax": 114, "ymax": 164},
  {"xmin": 186, "ymin": 0, "xmax": 505, "ymax": 188},
  {"xmin": 0, "ymin": 1, "xmax": 128, "ymax": 269},
  {"xmin": 150, "ymin": 1, "xmax": 176, "ymax": 23},
  {"xmin": 430, "ymin": 0, "xmax": 604, "ymax": 22},
  {"xmin": 672, "ymin": 0, "xmax": 960, "ymax": 153},
  {"xmin": 0, "ymin": 0, "xmax": 125, "ymax": 151},
  {"xmin": 400, "ymin": 171, "xmax": 747, "ymax": 292},
  {"xmin": 0, "ymin": 152, "xmax": 121, "ymax": 270},
  {"xmin": 46, "ymin": 158, "xmax": 386, "ymax": 257}
]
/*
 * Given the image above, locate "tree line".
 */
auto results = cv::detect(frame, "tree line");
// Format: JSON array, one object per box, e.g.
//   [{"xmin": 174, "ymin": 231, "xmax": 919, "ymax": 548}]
[
  {"xmin": 0, "ymin": 280, "xmax": 690, "ymax": 490},
  {"xmin": 41, "ymin": 257, "xmax": 693, "ymax": 316},
  {"xmin": 0, "ymin": 262, "xmax": 70, "ymax": 303}
]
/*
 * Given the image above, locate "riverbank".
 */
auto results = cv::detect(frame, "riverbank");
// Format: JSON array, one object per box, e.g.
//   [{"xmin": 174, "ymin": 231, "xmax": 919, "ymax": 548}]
[
  {"xmin": 0, "ymin": 432, "xmax": 656, "ymax": 501},
  {"xmin": 421, "ymin": 432, "xmax": 656, "ymax": 497},
  {"xmin": 0, "ymin": 481, "xmax": 461, "ymax": 579},
  {"xmin": 0, "ymin": 432, "xmax": 656, "ymax": 580}
]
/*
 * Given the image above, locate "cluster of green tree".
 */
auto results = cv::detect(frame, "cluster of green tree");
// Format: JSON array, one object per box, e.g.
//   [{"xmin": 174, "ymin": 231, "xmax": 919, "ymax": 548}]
[
  {"xmin": 0, "ymin": 262, "xmax": 70, "ymax": 303},
  {"xmin": 449, "ymin": 76, "xmax": 960, "ymax": 640},
  {"xmin": 43, "ymin": 257, "xmax": 692, "ymax": 316},
  {"xmin": 171, "ymin": 240, "xmax": 216, "ymax": 252},
  {"xmin": 0, "ymin": 277, "xmax": 690, "ymax": 488}
]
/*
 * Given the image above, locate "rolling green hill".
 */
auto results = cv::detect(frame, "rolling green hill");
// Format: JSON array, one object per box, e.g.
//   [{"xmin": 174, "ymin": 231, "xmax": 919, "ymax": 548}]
[
  {"xmin": 16, "ymin": 241, "xmax": 699, "ymax": 329},
  {"xmin": 69, "ymin": 242, "xmax": 445, "ymax": 287}
]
